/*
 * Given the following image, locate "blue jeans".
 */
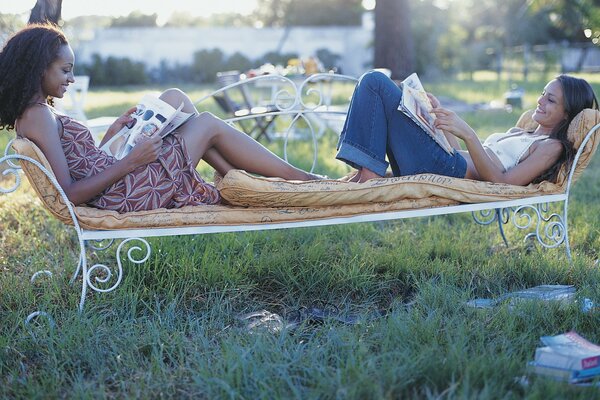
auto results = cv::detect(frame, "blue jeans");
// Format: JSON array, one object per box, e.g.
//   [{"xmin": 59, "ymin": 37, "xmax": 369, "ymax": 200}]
[{"xmin": 336, "ymin": 70, "xmax": 467, "ymax": 178}]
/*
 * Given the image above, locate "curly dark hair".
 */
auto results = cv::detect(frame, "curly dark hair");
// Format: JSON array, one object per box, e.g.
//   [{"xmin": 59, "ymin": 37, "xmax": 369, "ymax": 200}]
[
  {"xmin": 534, "ymin": 74, "xmax": 599, "ymax": 183},
  {"xmin": 0, "ymin": 23, "xmax": 68, "ymax": 131}
]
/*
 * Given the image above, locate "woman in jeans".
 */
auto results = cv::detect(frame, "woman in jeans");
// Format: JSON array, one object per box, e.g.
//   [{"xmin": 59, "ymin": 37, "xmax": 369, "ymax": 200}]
[{"xmin": 336, "ymin": 70, "xmax": 597, "ymax": 186}]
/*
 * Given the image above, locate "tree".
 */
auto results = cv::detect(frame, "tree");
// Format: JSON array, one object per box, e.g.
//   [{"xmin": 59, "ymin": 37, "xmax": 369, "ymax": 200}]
[
  {"xmin": 253, "ymin": 0, "xmax": 363, "ymax": 27},
  {"xmin": 28, "ymin": 0, "xmax": 62, "ymax": 24},
  {"xmin": 110, "ymin": 11, "xmax": 158, "ymax": 28},
  {"xmin": 374, "ymin": 0, "xmax": 415, "ymax": 80}
]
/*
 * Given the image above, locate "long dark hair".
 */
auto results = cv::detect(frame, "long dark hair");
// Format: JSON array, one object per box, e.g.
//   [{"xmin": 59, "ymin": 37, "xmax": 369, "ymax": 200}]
[
  {"xmin": 0, "ymin": 23, "xmax": 68, "ymax": 131},
  {"xmin": 535, "ymin": 74, "xmax": 599, "ymax": 183}
]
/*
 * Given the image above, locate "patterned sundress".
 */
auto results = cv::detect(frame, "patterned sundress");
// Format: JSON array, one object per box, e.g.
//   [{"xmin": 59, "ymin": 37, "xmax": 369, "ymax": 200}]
[{"xmin": 53, "ymin": 110, "xmax": 221, "ymax": 213}]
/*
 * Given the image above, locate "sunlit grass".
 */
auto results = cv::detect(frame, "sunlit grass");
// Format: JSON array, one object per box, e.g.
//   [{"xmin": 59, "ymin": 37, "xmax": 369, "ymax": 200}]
[{"xmin": 1, "ymin": 74, "xmax": 600, "ymax": 398}]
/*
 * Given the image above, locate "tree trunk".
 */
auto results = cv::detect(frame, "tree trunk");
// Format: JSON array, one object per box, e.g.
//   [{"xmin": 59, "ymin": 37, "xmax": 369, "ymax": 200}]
[
  {"xmin": 374, "ymin": 0, "xmax": 415, "ymax": 80},
  {"xmin": 28, "ymin": 0, "xmax": 63, "ymax": 25}
]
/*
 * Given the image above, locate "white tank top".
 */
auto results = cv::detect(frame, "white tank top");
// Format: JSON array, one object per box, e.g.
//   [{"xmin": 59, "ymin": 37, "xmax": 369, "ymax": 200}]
[{"xmin": 482, "ymin": 131, "xmax": 549, "ymax": 171}]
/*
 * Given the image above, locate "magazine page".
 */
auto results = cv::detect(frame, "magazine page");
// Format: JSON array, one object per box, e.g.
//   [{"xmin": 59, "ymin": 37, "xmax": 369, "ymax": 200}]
[
  {"xmin": 101, "ymin": 94, "xmax": 185, "ymax": 159},
  {"xmin": 161, "ymin": 108, "xmax": 195, "ymax": 137},
  {"xmin": 100, "ymin": 125, "xmax": 131, "ymax": 159},
  {"xmin": 398, "ymin": 73, "xmax": 453, "ymax": 154},
  {"xmin": 118, "ymin": 94, "xmax": 179, "ymax": 158}
]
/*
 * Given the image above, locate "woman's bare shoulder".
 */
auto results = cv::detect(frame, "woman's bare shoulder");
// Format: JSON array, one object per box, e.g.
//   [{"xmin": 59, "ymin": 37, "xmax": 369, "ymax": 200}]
[
  {"xmin": 18, "ymin": 103, "xmax": 60, "ymax": 139},
  {"xmin": 534, "ymin": 137, "xmax": 563, "ymax": 159}
]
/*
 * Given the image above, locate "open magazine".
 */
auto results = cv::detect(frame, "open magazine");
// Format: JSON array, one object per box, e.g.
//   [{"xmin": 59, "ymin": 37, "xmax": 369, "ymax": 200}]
[
  {"xmin": 100, "ymin": 94, "xmax": 194, "ymax": 159},
  {"xmin": 397, "ymin": 73, "xmax": 454, "ymax": 155}
]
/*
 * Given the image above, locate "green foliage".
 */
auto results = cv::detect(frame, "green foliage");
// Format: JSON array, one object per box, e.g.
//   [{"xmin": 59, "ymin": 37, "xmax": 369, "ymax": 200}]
[
  {"xmin": 110, "ymin": 11, "xmax": 158, "ymax": 28},
  {"xmin": 190, "ymin": 48, "xmax": 226, "ymax": 83},
  {"xmin": 256, "ymin": 51, "xmax": 299, "ymax": 68},
  {"xmin": 78, "ymin": 48, "xmax": 341, "ymax": 86},
  {"xmin": 150, "ymin": 60, "xmax": 194, "ymax": 85},
  {"xmin": 79, "ymin": 54, "xmax": 148, "ymax": 86},
  {"xmin": 223, "ymin": 52, "xmax": 254, "ymax": 75},
  {"xmin": 0, "ymin": 13, "xmax": 25, "ymax": 36},
  {"xmin": 254, "ymin": 0, "xmax": 363, "ymax": 27},
  {"xmin": 408, "ymin": 0, "xmax": 600, "ymax": 76}
]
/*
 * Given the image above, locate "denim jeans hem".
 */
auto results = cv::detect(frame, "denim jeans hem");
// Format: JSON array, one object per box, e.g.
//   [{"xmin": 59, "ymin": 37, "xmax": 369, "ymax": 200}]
[{"xmin": 336, "ymin": 141, "xmax": 389, "ymax": 176}]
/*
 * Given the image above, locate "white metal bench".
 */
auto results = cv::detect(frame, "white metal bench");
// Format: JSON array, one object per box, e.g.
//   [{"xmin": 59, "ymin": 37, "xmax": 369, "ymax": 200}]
[{"xmin": 1, "ymin": 73, "xmax": 599, "ymax": 323}]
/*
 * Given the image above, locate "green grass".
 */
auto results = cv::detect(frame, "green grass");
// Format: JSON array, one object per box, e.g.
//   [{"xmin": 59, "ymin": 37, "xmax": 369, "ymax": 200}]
[{"xmin": 2, "ymin": 76, "xmax": 600, "ymax": 398}]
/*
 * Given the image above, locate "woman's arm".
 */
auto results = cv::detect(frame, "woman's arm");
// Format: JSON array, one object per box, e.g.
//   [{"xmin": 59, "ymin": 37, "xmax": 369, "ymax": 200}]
[
  {"xmin": 19, "ymin": 106, "xmax": 163, "ymax": 205},
  {"xmin": 98, "ymin": 106, "xmax": 136, "ymax": 147},
  {"xmin": 432, "ymin": 107, "xmax": 562, "ymax": 185}
]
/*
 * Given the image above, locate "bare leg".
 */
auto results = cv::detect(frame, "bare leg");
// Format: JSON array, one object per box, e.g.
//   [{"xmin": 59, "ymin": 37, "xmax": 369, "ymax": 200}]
[
  {"xmin": 202, "ymin": 148, "xmax": 235, "ymax": 177},
  {"xmin": 159, "ymin": 89, "xmax": 318, "ymax": 180},
  {"xmin": 159, "ymin": 88, "xmax": 199, "ymax": 114}
]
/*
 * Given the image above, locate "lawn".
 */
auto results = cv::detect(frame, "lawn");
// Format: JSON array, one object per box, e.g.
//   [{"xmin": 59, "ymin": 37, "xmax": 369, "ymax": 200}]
[{"xmin": 1, "ymin": 74, "xmax": 600, "ymax": 399}]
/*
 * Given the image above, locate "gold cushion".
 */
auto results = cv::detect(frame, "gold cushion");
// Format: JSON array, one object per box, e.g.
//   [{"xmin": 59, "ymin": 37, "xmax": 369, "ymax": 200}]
[{"xmin": 10, "ymin": 138, "xmax": 455, "ymax": 230}]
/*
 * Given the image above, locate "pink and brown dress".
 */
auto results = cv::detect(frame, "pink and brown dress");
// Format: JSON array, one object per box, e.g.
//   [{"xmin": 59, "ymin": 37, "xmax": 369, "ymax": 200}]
[{"xmin": 52, "ymin": 109, "xmax": 221, "ymax": 213}]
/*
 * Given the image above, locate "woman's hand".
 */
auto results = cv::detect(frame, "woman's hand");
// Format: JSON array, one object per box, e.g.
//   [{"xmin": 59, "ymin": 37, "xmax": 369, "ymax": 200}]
[
  {"xmin": 124, "ymin": 135, "xmax": 163, "ymax": 170},
  {"xmin": 100, "ymin": 107, "xmax": 137, "ymax": 146},
  {"xmin": 431, "ymin": 107, "xmax": 476, "ymax": 142},
  {"xmin": 426, "ymin": 92, "xmax": 441, "ymax": 108}
]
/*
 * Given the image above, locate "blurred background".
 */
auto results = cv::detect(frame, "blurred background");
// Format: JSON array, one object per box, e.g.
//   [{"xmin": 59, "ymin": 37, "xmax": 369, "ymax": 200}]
[{"xmin": 2, "ymin": 0, "xmax": 600, "ymax": 86}]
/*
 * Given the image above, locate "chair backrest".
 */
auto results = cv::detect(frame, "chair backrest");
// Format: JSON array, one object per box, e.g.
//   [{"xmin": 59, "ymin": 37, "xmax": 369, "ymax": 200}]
[
  {"xmin": 516, "ymin": 108, "xmax": 600, "ymax": 187},
  {"xmin": 215, "ymin": 71, "xmax": 255, "ymax": 112},
  {"xmin": 11, "ymin": 138, "xmax": 73, "ymax": 224}
]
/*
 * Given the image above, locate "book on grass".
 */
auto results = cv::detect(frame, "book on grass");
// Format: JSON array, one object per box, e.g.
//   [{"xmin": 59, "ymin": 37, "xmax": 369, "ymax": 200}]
[
  {"xmin": 466, "ymin": 284, "xmax": 576, "ymax": 309},
  {"xmin": 535, "ymin": 331, "xmax": 600, "ymax": 370},
  {"xmin": 397, "ymin": 73, "xmax": 454, "ymax": 155},
  {"xmin": 100, "ymin": 94, "xmax": 194, "ymax": 159},
  {"xmin": 527, "ymin": 361, "xmax": 600, "ymax": 383}
]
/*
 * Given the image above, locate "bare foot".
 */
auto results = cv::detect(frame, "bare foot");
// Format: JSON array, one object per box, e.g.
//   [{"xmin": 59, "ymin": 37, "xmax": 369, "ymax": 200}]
[{"xmin": 357, "ymin": 168, "xmax": 382, "ymax": 183}]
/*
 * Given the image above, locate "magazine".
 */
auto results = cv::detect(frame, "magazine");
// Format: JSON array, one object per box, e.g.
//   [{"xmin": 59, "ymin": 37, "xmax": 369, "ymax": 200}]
[
  {"xmin": 397, "ymin": 73, "xmax": 454, "ymax": 155},
  {"xmin": 465, "ymin": 284, "xmax": 576, "ymax": 309},
  {"xmin": 100, "ymin": 94, "xmax": 194, "ymax": 159}
]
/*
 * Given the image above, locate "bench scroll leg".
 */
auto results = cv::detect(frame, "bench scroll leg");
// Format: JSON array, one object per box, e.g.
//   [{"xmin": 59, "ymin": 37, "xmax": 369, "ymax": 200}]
[
  {"xmin": 1, "ymin": 152, "xmax": 90, "ymax": 318},
  {"xmin": 81, "ymin": 238, "xmax": 151, "ymax": 311},
  {"xmin": 563, "ymin": 198, "xmax": 572, "ymax": 262},
  {"xmin": 512, "ymin": 203, "xmax": 568, "ymax": 256},
  {"xmin": 472, "ymin": 208, "xmax": 512, "ymax": 247}
]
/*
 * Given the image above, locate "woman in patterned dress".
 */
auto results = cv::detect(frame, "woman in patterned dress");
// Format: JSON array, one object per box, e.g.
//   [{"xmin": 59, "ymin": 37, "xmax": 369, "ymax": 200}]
[{"xmin": 0, "ymin": 24, "xmax": 320, "ymax": 213}]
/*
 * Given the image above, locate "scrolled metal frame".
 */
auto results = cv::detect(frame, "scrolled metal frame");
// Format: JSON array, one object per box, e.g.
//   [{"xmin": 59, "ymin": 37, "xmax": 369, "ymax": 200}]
[
  {"xmin": 0, "ymin": 152, "xmax": 150, "ymax": 319},
  {"xmin": 195, "ymin": 73, "xmax": 358, "ymax": 173}
]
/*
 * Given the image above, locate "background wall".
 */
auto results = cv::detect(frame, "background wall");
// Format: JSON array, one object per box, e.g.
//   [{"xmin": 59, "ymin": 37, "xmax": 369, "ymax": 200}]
[{"xmin": 73, "ymin": 26, "xmax": 373, "ymax": 77}]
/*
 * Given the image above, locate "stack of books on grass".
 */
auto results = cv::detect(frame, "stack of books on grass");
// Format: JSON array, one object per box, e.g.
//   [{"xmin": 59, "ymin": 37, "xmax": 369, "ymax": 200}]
[{"xmin": 527, "ymin": 331, "xmax": 600, "ymax": 384}]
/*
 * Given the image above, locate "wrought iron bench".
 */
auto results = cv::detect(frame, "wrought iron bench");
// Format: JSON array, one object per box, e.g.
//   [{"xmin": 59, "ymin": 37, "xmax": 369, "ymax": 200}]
[{"xmin": 1, "ymin": 73, "xmax": 599, "ymax": 324}]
